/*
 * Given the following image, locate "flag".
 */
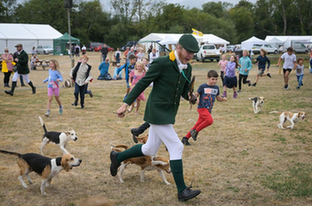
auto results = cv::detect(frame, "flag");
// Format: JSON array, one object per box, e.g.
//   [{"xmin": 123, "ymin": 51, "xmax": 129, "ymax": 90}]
[{"xmin": 192, "ymin": 28, "xmax": 203, "ymax": 37}]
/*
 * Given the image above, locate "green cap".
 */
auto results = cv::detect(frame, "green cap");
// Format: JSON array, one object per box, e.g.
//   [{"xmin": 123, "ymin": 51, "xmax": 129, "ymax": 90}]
[
  {"xmin": 15, "ymin": 43, "xmax": 23, "ymax": 47},
  {"xmin": 178, "ymin": 34, "xmax": 199, "ymax": 53}
]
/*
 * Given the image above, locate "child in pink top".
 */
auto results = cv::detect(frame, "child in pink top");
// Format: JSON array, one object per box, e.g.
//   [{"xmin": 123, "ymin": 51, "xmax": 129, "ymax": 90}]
[
  {"xmin": 128, "ymin": 61, "xmax": 146, "ymax": 114},
  {"xmin": 217, "ymin": 54, "xmax": 228, "ymax": 85}
]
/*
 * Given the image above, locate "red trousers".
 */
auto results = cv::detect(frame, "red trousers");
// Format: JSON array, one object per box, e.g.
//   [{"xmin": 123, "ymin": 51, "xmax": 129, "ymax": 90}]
[{"xmin": 186, "ymin": 108, "xmax": 213, "ymax": 139}]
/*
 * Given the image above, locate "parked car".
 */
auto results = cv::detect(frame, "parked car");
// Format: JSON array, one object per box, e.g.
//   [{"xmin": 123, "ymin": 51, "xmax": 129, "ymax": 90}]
[
  {"xmin": 120, "ymin": 41, "xmax": 137, "ymax": 51},
  {"xmin": 226, "ymin": 45, "xmax": 236, "ymax": 53},
  {"xmin": 251, "ymin": 43, "xmax": 278, "ymax": 54},
  {"xmin": 196, "ymin": 44, "xmax": 221, "ymax": 62},
  {"xmin": 36, "ymin": 45, "xmax": 53, "ymax": 54},
  {"xmin": 88, "ymin": 42, "xmax": 103, "ymax": 51},
  {"xmin": 94, "ymin": 45, "xmax": 114, "ymax": 52}
]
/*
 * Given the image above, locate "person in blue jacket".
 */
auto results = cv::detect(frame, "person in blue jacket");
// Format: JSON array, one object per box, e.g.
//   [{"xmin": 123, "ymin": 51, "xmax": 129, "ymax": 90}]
[
  {"xmin": 98, "ymin": 58, "xmax": 110, "ymax": 77},
  {"xmin": 237, "ymin": 50, "xmax": 252, "ymax": 93},
  {"xmin": 116, "ymin": 54, "xmax": 137, "ymax": 96},
  {"xmin": 252, "ymin": 48, "xmax": 271, "ymax": 86}
]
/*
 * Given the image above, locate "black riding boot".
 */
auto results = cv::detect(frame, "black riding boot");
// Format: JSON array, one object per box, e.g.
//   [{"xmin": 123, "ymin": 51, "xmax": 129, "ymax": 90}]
[
  {"xmin": 131, "ymin": 122, "xmax": 150, "ymax": 143},
  {"xmin": 5, "ymin": 81, "xmax": 16, "ymax": 96},
  {"xmin": 28, "ymin": 81, "xmax": 36, "ymax": 94}
]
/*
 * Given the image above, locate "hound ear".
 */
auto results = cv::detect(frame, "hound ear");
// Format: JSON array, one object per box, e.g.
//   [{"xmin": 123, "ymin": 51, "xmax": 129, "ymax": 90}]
[
  {"xmin": 61, "ymin": 154, "xmax": 72, "ymax": 172},
  {"xmin": 66, "ymin": 132, "xmax": 71, "ymax": 136}
]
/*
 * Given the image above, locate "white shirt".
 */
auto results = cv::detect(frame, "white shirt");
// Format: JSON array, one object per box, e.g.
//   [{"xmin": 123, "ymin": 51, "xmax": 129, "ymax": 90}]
[
  {"xmin": 149, "ymin": 52, "xmax": 159, "ymax": 64},
  {"xmin": 281, "ymin": 53, "xmax": 296, "ymax": 69},
  {"xmin": 296, "ymin": 64, "xmax": 304, "ymax": 76},
  {"xmin": 174, "ymin": 50, "xmax": 187, "ymax": 72}
]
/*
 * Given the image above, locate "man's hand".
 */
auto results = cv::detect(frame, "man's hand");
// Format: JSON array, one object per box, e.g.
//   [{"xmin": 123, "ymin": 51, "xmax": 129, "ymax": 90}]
[
  {"xmin": 188, "ymin": 92, "xmax": 197, "ymax": 105},
  {"xmin": 116, "ymin": 103, "xmax": 128, "ymax": 118}
]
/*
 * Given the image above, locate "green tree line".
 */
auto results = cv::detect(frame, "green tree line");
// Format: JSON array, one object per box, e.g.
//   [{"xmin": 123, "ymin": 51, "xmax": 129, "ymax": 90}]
[{"xmin": 0, "ymin": 0, "xmax": 311, "ymax": 48}]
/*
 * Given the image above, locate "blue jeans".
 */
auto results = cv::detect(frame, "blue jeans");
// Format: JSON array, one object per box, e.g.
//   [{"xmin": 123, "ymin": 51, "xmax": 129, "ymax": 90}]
[
  {"xmin": 102, "ymin": 54, "xmax": 107, "ymax": 62},
  {"xmin": 297, "ymin": 75, "xmax": 304, "ymax": 88},
  {"xmin": 74, "ymin": 83, "xmax": 86, "ymax": 106}
]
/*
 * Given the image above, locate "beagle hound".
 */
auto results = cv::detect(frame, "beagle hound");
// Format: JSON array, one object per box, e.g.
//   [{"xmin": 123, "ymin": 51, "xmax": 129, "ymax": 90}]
[
  {"xmin": 0, "ymin": 150, "xmax": 82, "ymax": 195},
  {"xmin": 110, "ymin": 144, "xmax": 171, "ymax": 185},
  {"xmin": 270, "ymin": 111, "xmax": 306, "ymax": 129},
  {"xmin": 249, "ymin": 97, "xmax": 265, "ymax": 114},
  {"xmin": 39, "ymin": 116, "xmax": 78, "ymax": 155}
]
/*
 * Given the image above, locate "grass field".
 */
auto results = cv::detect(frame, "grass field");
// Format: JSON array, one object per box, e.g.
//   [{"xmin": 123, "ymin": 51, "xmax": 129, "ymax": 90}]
[{"xmin": 0, "ymin": 52, "xmax": 311, "ymax": 206}]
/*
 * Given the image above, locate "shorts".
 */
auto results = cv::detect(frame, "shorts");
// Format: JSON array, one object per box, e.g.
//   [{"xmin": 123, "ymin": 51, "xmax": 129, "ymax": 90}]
[
  {"xmin": 223, "ymin": 76, "xmax": 237, "ymax": 89},
  {"xmin": 283, "ymin": 68, "xmax": 292, "ymax": 74},
  {"xmin": 48, "ymin": 87, "xmax": 60, "ymax": 96},
  {"xmin": 258, "ymin": 68, "xmax": 265, "ymax": 76}
]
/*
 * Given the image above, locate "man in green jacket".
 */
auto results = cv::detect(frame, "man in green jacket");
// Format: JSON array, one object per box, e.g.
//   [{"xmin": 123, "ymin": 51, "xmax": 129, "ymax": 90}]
[
  {"xmin": 112, "ymin": 34, "xmax": 201, "ymax": 201},
  {"xmin": 5, "ymin": 44, "xmax": 36, "ymax": 96}
]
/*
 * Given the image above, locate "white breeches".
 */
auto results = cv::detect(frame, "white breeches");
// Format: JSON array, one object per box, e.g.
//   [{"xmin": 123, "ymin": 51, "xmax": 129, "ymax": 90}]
[
  {"xmin": 141, "ymin": 124, "xmax": 184, "ymax": 160},
  {"xmin": 12, "ymin": 71, "xmax": 30, "ymax": 83}
]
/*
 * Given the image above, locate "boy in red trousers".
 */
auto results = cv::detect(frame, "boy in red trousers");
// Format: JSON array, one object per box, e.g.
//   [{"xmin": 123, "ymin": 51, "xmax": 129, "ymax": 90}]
[{"xmin": 182, "ymin": 70, "xmax": 227, "ymax": 145}]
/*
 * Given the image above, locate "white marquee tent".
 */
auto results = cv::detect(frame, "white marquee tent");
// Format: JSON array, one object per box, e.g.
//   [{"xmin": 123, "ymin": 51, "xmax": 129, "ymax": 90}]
[
  {"xmin": 266, "ymin": 37, "xmax": 284, "ymax": 49},
  {"xmin": 0, "ymin": 23, "xmax": 62, "ymax": 53},
  {"xmin": 265, "ymin": 35, "xmax": 312, "ymax": 49},
  {"xmin": 265, "ymin": 35, "xmax": 312, "ymax": 42},
  {"xmin": 241, "ymin": 36, "xmax": 266, "ymax": 50},
  {"xmin": 138, "ymin": 33, "xmax": 230, "ymax": 51}
]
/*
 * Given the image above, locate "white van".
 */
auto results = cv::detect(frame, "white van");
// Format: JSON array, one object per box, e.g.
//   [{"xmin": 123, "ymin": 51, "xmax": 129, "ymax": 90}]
[{"xmin": 251, "ymin": 44, "xmax": 278, "ymax": 54}]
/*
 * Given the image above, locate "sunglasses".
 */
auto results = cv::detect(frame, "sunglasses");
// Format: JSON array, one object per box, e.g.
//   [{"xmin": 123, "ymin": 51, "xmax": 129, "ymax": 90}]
[{"xmin": 4, "ymin": 50, "xmax": 8, "ymax": 52}]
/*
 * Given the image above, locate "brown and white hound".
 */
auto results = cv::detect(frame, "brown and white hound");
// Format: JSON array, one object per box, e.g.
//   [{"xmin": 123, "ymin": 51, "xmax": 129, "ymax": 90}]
[{"xmin": 0, "ymin": 150, "xmax": 82, "ymax": 195}]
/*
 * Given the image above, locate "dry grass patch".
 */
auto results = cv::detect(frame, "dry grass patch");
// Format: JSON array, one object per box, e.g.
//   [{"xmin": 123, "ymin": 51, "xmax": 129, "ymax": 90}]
[{"xmin": 0, "ymin": 52, "xmax": 311, "ymax": 205}]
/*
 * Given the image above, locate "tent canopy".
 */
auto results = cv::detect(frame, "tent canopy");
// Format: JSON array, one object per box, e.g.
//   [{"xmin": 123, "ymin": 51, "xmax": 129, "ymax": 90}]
[
  {"xmin": 267, "ymin": 37, "xmax": 284, "ymax": 49},
  {"xmin": 241, "ymin": 36, "xmax": 266, "ymax": 50},
  {"xmin": 138, "ymin": 33, "xmax": 229, "ymax": 52},
  {"xmin": 0, "ymin": 23, "xmax": 62, "ymax": 53},
  {"xmin": 159, "ymin": 35, "xmax": 179, "ymax": 45},
  {"xmin": 139, "ymin": 33, "xmax": 229, "ymax": 45},
  {"xmin": 53, "ymin": 32, "xmax": 80, "ymax": 55}
]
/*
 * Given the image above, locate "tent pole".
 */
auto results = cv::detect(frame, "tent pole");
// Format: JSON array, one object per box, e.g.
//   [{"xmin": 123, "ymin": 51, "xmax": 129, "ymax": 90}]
[{"xmin": 67, "ymin": 7, "xmax": 74, "ymax": 68}]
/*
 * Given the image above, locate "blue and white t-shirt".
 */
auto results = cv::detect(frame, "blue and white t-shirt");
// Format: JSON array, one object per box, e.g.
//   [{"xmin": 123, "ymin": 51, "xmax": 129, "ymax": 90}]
[{"xmin": 197, "ymin": 83, "xmax": 219, "ymax": 113}]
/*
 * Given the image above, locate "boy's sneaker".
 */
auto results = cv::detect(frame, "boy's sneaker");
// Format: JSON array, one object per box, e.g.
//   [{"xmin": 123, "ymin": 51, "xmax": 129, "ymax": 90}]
[
  {"xmin": 89, "ymin": 90, "xmax": 93, "ymax": 98},
  {"xmin": 296, "ymin": 86, "xmax": 300, "ymax": 90},
  {"xmin": 238, "ymin": 90, "xmax": 241, "ymax": 93},
  {"xmin": 190, "ymin": 129, "xmax": 198, "ymax": 141},
  {"xmin": 233, "ymin": 92, "xmax": 238, "ymax": 98},
  {"xmin": 267, "ymin": 73, "xmax": 271, "ymax": 78},
  {"xmin": 248, "ymin": 80, "xmax": 251, "ymax": 86},
  {"xmin": 44, "ymin": 111, "xmax": 50, "ymax": 117},
  {"xmin": 59, "ymin": 106, "xmax": 63, "ymax": 115},
  {"xmin": 221, "ymin": 91, "xmax": 227, "ymax": 98},
  {"xmin": 284, "ymin": 84, "xmax": 289, "ymax": 90},
  {"xmin": 181, "ymin": 137, "xmax": 191, "ymax": 146},
  {"xmin": 301, "ymin": 82, "xmax": 303, "ymax": 86},
  {"xmin": 252, "ymin": 83, "xmax": 257, "ymax": 87}
]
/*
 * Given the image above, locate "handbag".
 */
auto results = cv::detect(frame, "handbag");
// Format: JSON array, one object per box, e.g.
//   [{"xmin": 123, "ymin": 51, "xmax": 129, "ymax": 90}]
[{"xmin": 1, "ymin": 60, "xmax": 8, "ymax": 73}]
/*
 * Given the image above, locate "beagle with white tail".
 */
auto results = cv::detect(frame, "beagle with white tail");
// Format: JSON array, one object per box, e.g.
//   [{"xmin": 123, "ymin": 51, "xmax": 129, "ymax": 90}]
[
  {"xmin": 39, "ymin": 116, "xmax": 78, "ymax": 155},
  {"xmin": 249, "ymin": 97, "xmax": 265, "ymax": 114},
  {"xmin": 0, "ymin": 150, "xmax": 82, "ymax": 195},
  {"xmin": 110, "ymin": 144, "xmax": 171, "ymax": 185},
  {"xmin": 270, "ymin": 111, "xmax": 306, "ymax": 129}
]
